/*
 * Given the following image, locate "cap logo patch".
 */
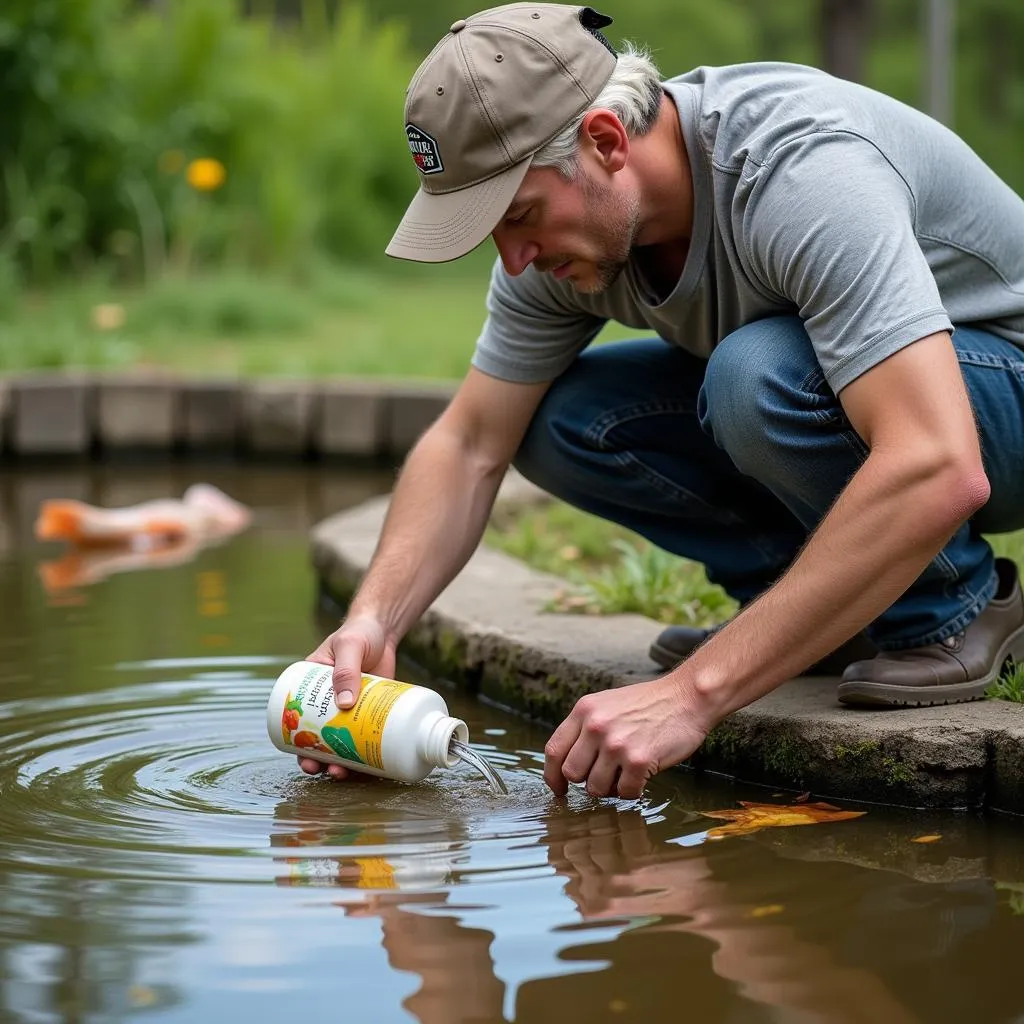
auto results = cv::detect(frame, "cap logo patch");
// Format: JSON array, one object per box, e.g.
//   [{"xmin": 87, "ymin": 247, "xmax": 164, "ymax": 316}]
[{"xmin": 406, "ymin": 123, "xmax": 444, "ymax": 175}]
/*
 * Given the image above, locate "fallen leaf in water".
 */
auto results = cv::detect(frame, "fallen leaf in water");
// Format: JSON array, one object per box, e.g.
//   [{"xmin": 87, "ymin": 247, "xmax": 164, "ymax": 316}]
[
  {"xmin": 911, "ymin": 834, "xmax": 942, "ymax": 844},
  {"xmin": 750, "ymin": 904, "xmax": 785, "ymax": 918},
  {"xmin": 702, "ymin": 801, "xmax": 866, "ymax": 838}
]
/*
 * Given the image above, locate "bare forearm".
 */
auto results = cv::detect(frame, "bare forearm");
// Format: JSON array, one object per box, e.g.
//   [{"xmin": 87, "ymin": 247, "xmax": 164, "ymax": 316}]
[
  {"xmin": 348, "ymin": 426, "xmax": 507, "ymax": 642},
  {"xmin": 677, "ymin": 453, "xmax": 990, "ymax": 721}
]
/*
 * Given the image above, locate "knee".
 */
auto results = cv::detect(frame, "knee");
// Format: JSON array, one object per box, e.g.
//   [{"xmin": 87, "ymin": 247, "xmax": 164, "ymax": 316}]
[{"xmin": 699, "ymin": 316, "xmax": 819, "ymax": 466}]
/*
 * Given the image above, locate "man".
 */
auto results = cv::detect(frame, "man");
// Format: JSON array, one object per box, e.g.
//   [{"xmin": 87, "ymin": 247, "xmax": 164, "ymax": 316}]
[{"xmin": 302, "ymin": 3, "xmax": 1024, "ymax": 798}]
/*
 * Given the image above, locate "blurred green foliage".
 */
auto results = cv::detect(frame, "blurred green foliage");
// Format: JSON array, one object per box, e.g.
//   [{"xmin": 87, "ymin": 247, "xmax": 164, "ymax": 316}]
[
  {"xmin": 0, "ymin": 0, "xmax": 415, "ymax": 285},
  {"xmin": 0, "ymin": 0, "xmax": 1022, "ymax": 291}
]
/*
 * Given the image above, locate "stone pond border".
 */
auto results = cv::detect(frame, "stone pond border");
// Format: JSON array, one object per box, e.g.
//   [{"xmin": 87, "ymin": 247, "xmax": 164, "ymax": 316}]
[
  {"xmin": 0, "ymin": 370, "xmax": 456, "ymax": 460},
  {"xmin": 312, "ymin": 471, "xmax": 1024, "ymax": 816},
  {"xmin": 8, "ymin": 370, "xmax": 1024, "ymax": 813}
]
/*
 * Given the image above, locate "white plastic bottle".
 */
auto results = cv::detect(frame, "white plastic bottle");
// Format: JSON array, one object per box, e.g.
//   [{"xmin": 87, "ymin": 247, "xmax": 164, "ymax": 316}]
[{"xmin": 267, "ymin": 661, "xmax": 468, "ymax": 783}]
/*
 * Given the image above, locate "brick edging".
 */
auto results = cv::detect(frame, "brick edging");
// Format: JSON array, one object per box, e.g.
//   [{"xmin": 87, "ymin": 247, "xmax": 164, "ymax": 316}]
[{"xmin": 0, "ymin": 371, "xmax": 456, "ymax": 460}]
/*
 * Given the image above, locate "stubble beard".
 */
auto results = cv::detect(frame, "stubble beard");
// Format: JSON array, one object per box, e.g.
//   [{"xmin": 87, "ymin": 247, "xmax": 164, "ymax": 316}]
[
  {"xmin": 576, "ymin": 178, "xmax": 640, "ymax": 294},
  {"xmin": 537, "ymin": 179, "xmax": 641, "ymax": 294}
]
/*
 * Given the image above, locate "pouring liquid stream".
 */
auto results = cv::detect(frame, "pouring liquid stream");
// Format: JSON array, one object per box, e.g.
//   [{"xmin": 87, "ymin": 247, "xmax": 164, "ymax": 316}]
[{"xmin": 450, "ymin": 739, "xmax": 508, "ymax": 795}]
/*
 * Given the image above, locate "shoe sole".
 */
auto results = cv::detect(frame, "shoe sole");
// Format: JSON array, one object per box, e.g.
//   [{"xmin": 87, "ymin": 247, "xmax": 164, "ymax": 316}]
[
  {"xmin": 648, "ymin": 638, "xmax": 869, "ymax": 678},
  {"xmin": 648, "ymin": 640, "xmax": 688, "ymax": 671},
  {"xmin": 836, "ymin": 622, "xmax": 1024, "ymax": 708}
]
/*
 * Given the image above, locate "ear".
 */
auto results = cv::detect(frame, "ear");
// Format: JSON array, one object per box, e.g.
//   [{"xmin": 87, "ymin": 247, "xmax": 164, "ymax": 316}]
[{"xmin": 579, "ymin": 109, "xmax": 629, "ymax": 173}]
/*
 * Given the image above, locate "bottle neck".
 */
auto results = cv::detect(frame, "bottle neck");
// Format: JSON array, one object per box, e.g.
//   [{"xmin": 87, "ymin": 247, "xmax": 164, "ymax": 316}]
[{"xmin": 420, "ymin": 712, "xmax": 469, "ymax": 768}]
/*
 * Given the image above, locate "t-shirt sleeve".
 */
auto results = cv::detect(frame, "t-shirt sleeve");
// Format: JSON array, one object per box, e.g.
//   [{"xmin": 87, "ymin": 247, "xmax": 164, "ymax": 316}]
[
  {"xmin": 743, "ymin": 131, "xmax": 953, "ymax": 393},
  {"xmin": 471, "ymin": 260, "xmax": 608, "ymax": 384}
]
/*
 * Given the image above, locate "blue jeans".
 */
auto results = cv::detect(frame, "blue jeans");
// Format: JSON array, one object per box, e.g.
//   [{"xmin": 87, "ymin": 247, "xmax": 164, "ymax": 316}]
[{"xmin": 513, "ymin": 316, "xmax": 1024, "ymax": 650}]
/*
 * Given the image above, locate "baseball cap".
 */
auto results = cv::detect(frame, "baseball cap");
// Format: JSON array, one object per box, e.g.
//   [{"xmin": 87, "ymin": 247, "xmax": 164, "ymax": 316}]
[{"xmin": 386, "ymin": 4, "xmax": 618, "ymax": 263}]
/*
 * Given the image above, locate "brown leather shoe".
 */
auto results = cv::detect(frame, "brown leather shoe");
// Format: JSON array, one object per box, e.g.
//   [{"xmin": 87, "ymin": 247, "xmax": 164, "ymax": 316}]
[
  {"xmin": 838, "ymin": 558, "xmax": 1024, "ymax": 707},
  {"xmin": 649, "ymin": 620, "xmax": 877, "ymax": 675}
]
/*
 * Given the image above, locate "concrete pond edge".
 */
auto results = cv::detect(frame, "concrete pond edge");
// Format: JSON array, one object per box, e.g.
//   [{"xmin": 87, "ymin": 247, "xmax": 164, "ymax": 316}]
[{"xmin": 311, "ymin": 470, "xmax": 1024, "ymax": 816}]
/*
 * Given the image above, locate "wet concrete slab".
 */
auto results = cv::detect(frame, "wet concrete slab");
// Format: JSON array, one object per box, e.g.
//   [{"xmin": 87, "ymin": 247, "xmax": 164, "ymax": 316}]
[{"xmin": 311, "ymin": 471, "xmax": 1024, "ymax": 813}]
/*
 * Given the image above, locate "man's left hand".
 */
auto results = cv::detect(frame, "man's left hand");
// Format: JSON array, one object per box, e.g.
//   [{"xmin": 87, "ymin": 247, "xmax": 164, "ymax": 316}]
[{"xmin": 543, "ymin": 676, "xmax": 714, "ymax": 799}]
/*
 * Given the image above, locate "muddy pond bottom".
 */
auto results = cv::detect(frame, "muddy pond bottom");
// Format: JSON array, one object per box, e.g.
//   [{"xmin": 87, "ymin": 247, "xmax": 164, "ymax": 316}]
[{"xmin": 1, "ymin": 465, "xmax": 1024, "ymax": 1024}]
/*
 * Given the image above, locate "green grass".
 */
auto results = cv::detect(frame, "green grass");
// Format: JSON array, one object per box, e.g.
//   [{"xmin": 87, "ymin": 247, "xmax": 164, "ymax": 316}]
[
  {"xmin": 485, "ymin": 500, "xmax": 737, "ymax": 627},
  {"xmin": 988, "ymin": 663, "xmax": 1024, "ymax": 703},
  {"xmin": 0, "ymin": 245, "xmax": 651, "ymax": 378},
  {"xmin": 0, "ymin": 253, "xmax": 500, "ymax": 379},
  {"xmin": 488, "ymin": 499, "xmax": 1024, "ymax": 706}
]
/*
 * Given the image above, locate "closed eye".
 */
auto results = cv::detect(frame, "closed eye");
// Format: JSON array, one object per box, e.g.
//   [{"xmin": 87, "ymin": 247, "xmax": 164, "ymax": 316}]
[{"xmin": 505, "ymin": 207, "xmax": 531, "ymax": 227}]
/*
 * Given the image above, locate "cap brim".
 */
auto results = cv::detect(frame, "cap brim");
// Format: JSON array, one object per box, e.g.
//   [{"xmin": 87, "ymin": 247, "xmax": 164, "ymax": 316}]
[{"xmin": 385, "ymin": 157, "xmax": 532, "ymax": 263}]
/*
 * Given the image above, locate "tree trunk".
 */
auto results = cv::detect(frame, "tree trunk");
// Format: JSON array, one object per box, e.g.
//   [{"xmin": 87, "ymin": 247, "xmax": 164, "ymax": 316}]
[{"xmin": 821, "ymin": 0, "xmax": 873, "ymax": 82}]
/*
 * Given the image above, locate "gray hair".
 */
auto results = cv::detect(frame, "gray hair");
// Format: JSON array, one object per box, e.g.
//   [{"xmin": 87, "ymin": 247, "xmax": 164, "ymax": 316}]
[{"xmin": 531, "ymin": 43, "xmax": 663, "ymax": 178}]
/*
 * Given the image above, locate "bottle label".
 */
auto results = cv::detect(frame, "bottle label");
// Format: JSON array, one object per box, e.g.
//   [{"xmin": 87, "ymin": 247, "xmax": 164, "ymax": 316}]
[
  {"xmin": 280, "ymin": 671, "xmax": 412, "ymax": 770},
  {"xmin": 282, "ymin": 854, "xmax": 397, "ymax": 890}
]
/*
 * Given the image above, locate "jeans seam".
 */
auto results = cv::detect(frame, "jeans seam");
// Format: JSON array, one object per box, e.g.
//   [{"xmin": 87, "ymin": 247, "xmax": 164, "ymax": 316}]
[
  {"xmin": 800, "ymin": 369, "xmax": 867, "ymax": 454},
  {"xmin": 586, "ymin": 400, "xmax": 695, "ymax": 441},
  {"xmin": 956, "ymin": 348, "xmax": 1024, "ymax": 373},
  {"xmin": 875, "ymin": 572, "xmax": 998, "ymax": 651},
  {"xmin": 585, "ymin": 402, "xmax": 731, "ymax": 521},
  {"xmin": 588, "ymin": 406, "xmax": 798, "ymax": 566},
  {"xmin": 613, "ymin": 449, "xmax": 799, "ymax": 567},
  {"xmin": 605, "ymin": 450, "xmax": 742, "ymax": 523}
]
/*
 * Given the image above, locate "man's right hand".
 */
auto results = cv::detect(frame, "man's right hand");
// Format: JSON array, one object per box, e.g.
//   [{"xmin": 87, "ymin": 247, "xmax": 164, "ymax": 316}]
[{"xmin": 298, "ymin": 615, "xmax": 397, "ymax": 781}]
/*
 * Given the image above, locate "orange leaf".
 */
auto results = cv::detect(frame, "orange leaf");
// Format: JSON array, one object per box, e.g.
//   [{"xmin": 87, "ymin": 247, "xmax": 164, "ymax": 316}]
[
  {"xmin": 750, "ymin": 904, "xmax": 785, "ymax": 918},
  {"xmin": 702, "ymin": 801, "xmax": 866, "ymax": 839},
  {"xmin": 911, "ymin": 834, "xmax": 942, "ymax": 844}
]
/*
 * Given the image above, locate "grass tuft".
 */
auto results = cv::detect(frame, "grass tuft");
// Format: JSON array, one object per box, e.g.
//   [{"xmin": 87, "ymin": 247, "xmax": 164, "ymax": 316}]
[{"xmin": 486, "ymin": 500, "xmax": 736, "ymax": 626}]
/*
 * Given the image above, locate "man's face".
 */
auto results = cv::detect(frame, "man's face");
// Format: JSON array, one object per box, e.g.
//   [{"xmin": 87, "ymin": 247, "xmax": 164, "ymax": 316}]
[{"xmin": 490, "ymin": 163, "xmax": 640, "ymax": 294}]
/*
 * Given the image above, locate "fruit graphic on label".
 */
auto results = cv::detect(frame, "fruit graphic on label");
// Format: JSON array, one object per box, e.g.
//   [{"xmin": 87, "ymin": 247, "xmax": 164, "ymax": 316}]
[
  {"xmin": 281, "ymin": 693, "xmax": 303, "ymax": 743},
  {"xmin": 293, "ymin": 731, "xmax": 320, "ymax": 749},
  {"xmin": 320, "ymin": 725, "xmax": 365, "ymax": 764},
  {"xmin": 281, "ymin": 708, "xmax": 300, "ymax": 743}
]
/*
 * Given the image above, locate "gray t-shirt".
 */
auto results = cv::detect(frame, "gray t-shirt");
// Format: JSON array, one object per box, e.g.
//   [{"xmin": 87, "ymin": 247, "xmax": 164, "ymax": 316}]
[{"xmin": 472, "ymin": 62, "xmax": 1024, "ymax": 393}]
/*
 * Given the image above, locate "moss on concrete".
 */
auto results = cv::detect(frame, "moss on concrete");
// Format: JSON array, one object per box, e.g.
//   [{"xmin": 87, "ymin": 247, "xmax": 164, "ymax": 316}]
[
  {"xmin": 880, "ymin": 755, "xmax": 917, "ymax": 786},
  {"xmin": 833, "ymin": 740, "xmax": 880, "ymax": 761},
  {"xmin": 831, "ymin": 739, "xmax": 917, "ymax": 787},
  {"xmin": 697, "ymin": 725, "xmax": 810, "ymax": 785},
  {"xmin": 700, "ymin": 723, "xmax": 744, "ymax": 762},
  {"xmin": 761, "ymin": 734, "xmax": 807, "ymax": 780}
]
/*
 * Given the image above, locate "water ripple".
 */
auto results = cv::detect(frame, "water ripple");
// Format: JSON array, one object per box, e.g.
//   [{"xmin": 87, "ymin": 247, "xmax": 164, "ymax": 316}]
[{"xmin": 0, "ymin": 670, "xmax": 662, "ymax": 892}]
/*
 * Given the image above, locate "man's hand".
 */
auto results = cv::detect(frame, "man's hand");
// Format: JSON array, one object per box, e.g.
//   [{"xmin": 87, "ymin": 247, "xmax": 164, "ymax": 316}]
[
  {"xmin": 299, "ymin": 615, "xmax": 397, "ymax": 780},
  {"xmin": 543, "ymin": 675, "xmax": 714, "ymax": 799}
]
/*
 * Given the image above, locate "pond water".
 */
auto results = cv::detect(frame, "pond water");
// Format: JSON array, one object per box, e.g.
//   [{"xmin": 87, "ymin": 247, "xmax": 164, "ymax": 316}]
[{"xmin": 1, "ymin": 464, "xmax": 1023, "ymax": 1024}]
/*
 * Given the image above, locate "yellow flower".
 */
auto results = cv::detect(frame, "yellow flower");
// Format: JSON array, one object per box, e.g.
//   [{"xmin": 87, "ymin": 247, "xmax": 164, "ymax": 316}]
[
  {"xmin": 157, "ymin": 149, "xmax": 185, "ymax": 175},
  {"xmin": 186, "ymin": 157, "xmax": 226, "ymax": 192},
  {"xmin": 91, "ymin": 303, "xmax": 126, "ymax": 331}
]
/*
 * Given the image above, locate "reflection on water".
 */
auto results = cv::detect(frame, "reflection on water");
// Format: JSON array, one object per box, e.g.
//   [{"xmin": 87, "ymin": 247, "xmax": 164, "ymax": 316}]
[{"xmin": 1, "ymin": 466, "xmax": 1024, "ymax": 1023}]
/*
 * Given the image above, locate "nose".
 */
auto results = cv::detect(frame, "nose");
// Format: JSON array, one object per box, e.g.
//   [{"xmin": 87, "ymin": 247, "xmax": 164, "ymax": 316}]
[{"xmin": 492, "ymin": 231, "xmax": 538, "ymax": 277}]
